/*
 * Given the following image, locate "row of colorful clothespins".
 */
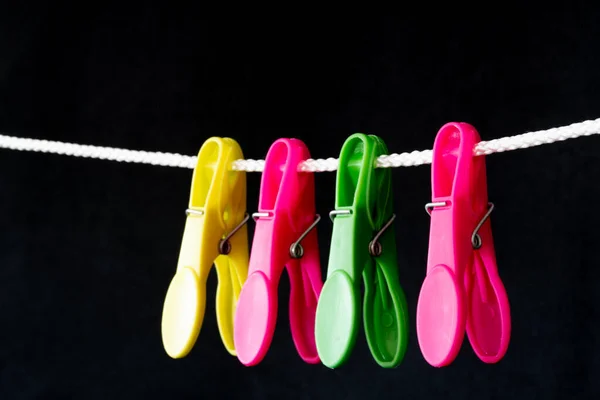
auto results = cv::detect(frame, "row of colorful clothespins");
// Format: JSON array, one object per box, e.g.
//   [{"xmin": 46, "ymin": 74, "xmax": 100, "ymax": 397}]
[{"xmin": 160, "ymin": 122, "xmax": 511, "ymax": 369}]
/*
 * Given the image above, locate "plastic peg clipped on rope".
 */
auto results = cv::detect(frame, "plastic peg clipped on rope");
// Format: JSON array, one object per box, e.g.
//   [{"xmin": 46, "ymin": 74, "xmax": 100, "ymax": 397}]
[
  {"xmin": 314, "ymin": 133, "xmax": 409, "ymax": 369},
  {"xmin": 161, "ymin": 137, "xmax": 249, "ymax": 358},
  {"xmin": 416, "ymin": 122, "xmax": 511, "ymax": 367},
  {"xmin": 234, "ymin": 138, "xmax": 324, "ymax": 366}
]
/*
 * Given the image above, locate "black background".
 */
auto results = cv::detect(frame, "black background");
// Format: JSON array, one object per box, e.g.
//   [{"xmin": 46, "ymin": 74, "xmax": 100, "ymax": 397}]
[{"xmin": 1, "ymin": 6, "xmax": 600, "ymax": 400}]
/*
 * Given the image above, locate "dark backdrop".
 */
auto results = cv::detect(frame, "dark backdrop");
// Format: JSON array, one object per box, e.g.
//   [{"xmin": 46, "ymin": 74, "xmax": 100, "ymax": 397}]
[{"xmin": 1, "ymin": 6, "xmax": 600, "ymax": 400}]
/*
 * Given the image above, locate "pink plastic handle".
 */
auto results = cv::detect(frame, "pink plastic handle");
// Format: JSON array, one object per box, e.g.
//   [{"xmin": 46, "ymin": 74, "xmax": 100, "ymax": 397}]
[
  {"xmin": 465, "ymin": 235, "xmax": 511, "ymax": 363},
  {"xmin": 233, "ymin": 138, "xmax": 322, "ymax": 366},
  {"xmin": 287, "ymin": 232, "xmax": 322, "ymax": 363},
  {"xmin": 415, "ymin": 123, "xmax": 478, "ymax": 367},
  {"xmin": 464, "ymin": 146, "xmax": 511, "ymax": 363}
]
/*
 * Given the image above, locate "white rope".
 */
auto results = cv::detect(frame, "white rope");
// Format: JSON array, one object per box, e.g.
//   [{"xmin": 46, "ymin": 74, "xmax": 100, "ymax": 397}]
[
  {"xmin": 0, "ymin": 117, "xmax": 599, "ymax": 172},
  {"xmin": 0, "ymin": 135, "xmax": 198, "ymax": 169}
]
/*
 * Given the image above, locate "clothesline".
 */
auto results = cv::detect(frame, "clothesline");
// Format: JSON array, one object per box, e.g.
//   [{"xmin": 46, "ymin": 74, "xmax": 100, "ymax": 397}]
[{"xmin": 0, "ymin": 117, "xmax": 599, "ymax": 172}]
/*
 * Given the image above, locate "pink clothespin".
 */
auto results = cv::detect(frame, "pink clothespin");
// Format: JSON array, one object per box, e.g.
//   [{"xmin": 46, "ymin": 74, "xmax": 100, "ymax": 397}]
[
  {"xmin": 416, "ymin": 122, "xmax": 511, "ymax": 367},
  {"xmin": 233, "ymin": 138, "xmax": 323, "ymax": 366}
]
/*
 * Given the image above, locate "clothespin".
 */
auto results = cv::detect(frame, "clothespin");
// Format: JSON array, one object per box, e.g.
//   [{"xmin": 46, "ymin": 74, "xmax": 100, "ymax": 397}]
[
  {"xmin": 314, "ymin": 133, "xmax": 409, "ymax": 369},
  {"xmin": 161, "ymin": 137, "xmax": 249, "ymax": 359},
  {"xmin": 233, "ymin": 138, "xmax": 323, "ymax": 366},
  {"xmin": 416, "ymin": 122, "xmax": 511, "ymax": 367}
]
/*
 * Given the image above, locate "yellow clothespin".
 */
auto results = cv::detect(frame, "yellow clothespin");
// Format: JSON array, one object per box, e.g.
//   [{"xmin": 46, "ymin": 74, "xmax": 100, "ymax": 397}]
[{"xmin": 161, "ymin": 137, "xmax": 249, "ymax": 358}]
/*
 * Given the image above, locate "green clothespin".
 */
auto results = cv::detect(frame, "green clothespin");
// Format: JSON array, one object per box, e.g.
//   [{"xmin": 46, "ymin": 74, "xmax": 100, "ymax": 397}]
[{"xmin": 314, "ymin": 133, "xmax": 409, "ymax": 369}]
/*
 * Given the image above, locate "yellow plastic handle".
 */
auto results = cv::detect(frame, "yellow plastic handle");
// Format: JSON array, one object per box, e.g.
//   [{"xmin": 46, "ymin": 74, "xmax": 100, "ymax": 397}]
[{"xmin": 161, "ymin": 137, "xmax": 248, "ymax": 358}]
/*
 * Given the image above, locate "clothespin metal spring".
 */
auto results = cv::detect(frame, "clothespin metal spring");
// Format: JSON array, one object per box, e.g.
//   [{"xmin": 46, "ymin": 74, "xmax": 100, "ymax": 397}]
[{"xmin": 424, "ymin": 201, "xmax": 495, "ymax": 250}]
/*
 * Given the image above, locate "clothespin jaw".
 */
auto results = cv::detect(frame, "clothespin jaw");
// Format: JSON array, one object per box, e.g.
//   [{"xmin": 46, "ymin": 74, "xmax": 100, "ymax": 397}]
[
  {"xmin": 161, "ymin": 137, "xmax": 249, "ymax": 359},
  {"xmin": 234, "ymin": 138, "xmax": 323, "ymax": 366},
  {"xmin": 416, "ymin": 122, "xmax": 510, "ymax": 367},
  {"xmin": 315, "ymin": 133, "xmax": 409, "ymax": 369}
]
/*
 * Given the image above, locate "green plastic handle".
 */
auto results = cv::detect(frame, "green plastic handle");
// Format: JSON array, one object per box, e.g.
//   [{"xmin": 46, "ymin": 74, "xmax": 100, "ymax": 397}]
[
  {"xmin": 363, "ymin": 135, "xmax": 408, "ymax": 367},
  {"xmin": 314, "ymin": 133, "xmax": 409, "ymax": 369}
]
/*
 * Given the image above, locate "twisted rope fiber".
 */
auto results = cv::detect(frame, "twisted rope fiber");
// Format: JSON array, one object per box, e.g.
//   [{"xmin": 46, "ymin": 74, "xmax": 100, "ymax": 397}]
[
  {"xmin": 0, "ymin": 136, "xmax": 198, "ymax": 169},
  {"xmin": 0, "ymin": 118, "xmax": 599, "ymax": 172}
]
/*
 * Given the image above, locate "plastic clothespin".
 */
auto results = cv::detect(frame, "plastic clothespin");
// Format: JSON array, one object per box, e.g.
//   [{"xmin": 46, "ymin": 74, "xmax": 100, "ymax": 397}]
[
  {"xmin": 314, "ymin": 133, "xmax": 409, "ymax": 369},
  {"xmin": 233, "ymin": 138, "xmax": 323, "ymax": 366},
  {"xmin": 416, "ymin": 122, "xmax": 511, "ymax": 367},
  {"xmin": 161, "ymin": 137, "xmax": 249, "ymax": 359}
]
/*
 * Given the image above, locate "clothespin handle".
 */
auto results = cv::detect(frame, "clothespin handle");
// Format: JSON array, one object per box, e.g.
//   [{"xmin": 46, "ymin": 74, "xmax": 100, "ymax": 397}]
[
  {"xmin": 362, "ymin": 135, "xmax": 409, "ymax": 368},
  {"xmin": 287, "ymin": 222, "xmax": 322, "ymax": 364},
  {"xmin": 363, "ymin": 216, "xmax": 409, "ymax": 368},
  {"xmin": 214, "ymin": 213, "xmax": 249, "ymax": 354},
  {"xmin": 464, "ymin": 174, "xmax": 511, "ymax": 363}
]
